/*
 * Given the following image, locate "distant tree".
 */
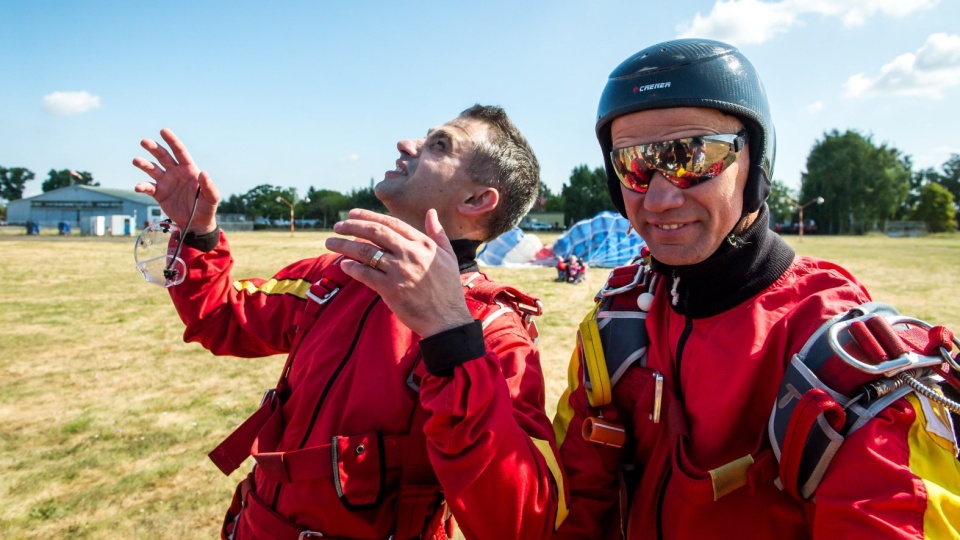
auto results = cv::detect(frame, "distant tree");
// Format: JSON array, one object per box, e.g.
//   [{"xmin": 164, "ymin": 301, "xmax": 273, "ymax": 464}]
[
  {"xmin": 938, "ymin": 153, "xmax": 960, "ymax": 227},
  {"xmin": 561, "ymin": 165, "xmax": 612, "ymax": 225},
  {"xmin": 767, "ymin": 179, "xmax": 798, "ymax": 227},
  {"xmin": 536, "ymin": 181, "xmax": 564, "ymax": 212},
  {"xmin": 0, "ymin": 202, "xmax": 6, "ymax": 222},
  {"xmin": 801, "ymin": 130, "xmax": 910, "ymax": 234},
  {"xmin": 911, "ymin": 182, "xmax": 956, "ymax": 233},
  {"xmin": 347, "ymin": 181, "xmax": 386, "ymax": 213},
  {"xmin": 240, "ymin": 184, "xmax": 300, "ymax": 221},
  {"xmin": 41, "ymin": 169, "xmax": 98, "ymax": 192},
  {"xmin": 0, "ymin": 167, "xmax": 35, "ymax": 201},
  {"xmin": 304, "ymin": 187, "xmax": 350, "ymax": 228},
  {"xmin": 903, "ymin": 167, "xmax": 940, "ymax": 219},
  {"xmin": 218, "ymin": 193, "xmax": 247, "ymax": 216}
]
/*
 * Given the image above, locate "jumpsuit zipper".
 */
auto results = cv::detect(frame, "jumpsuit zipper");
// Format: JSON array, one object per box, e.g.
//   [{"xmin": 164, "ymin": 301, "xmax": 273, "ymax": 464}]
[
  {"xmin": 270, "ymin": 295, "xmax": 383, "ymax": 507},
  {"xmin": 655, "ymin": 273, "xmax": 693, "ymax": 539}
]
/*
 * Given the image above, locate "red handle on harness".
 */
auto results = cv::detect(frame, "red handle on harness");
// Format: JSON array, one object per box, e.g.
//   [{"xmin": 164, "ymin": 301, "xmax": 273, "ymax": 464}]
[{"xmin": 779, "ymin": 388, "xmax": 846, "ymax": 501}]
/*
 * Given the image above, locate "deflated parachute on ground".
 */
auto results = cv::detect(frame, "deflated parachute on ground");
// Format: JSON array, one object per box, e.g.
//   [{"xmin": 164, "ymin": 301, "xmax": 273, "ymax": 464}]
[
  {"xmin": 552, "ymin": 211, "xmax": 645, "ymax": 268},
  {"xmin": 476, "ymin": 227, "xmax": 548, "ymax": 267}
]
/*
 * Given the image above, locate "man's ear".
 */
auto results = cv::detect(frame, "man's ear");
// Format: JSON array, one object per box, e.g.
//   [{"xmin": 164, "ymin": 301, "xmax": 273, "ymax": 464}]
[{"xmin": 458, "ymin": 186, "xmax": 499, "ymax": 217}]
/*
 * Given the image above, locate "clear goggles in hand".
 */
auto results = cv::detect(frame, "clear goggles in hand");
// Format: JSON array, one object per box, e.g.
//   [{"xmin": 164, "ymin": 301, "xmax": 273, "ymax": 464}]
[{"xmin": 134, "ymin": 219, "xmax": 186, "ymax": 288}]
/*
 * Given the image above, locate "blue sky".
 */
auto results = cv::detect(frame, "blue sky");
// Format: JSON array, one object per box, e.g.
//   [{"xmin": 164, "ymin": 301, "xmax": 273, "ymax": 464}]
[{"xmin": 2, "ymin": 1, "xmax": 959, "ymax": 201}]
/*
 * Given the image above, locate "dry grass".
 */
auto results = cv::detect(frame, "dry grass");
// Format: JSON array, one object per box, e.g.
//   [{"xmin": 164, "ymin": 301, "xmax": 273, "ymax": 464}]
[{"xmin": 1, "ymin": 229, "xmax": 957, "ymax": 538}]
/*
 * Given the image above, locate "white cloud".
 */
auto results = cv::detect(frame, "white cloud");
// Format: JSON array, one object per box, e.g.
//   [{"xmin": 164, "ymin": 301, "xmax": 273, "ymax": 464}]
[
  {"xmin": 338, "ymin": 153, "xmax": 360, "ymax": 162},
  {"xmin": 678, "ymin": 0, "xmax": 939, "ymax": 44},
  {"xmin": 844, "ymin": 33, "xmax": 960, "ymax": 99},
  {"xmin": 805, "ymin": 100, "xmax": 825, "ymax": 113},
  {"xmin": 678, "ymin": 0, "xmax": 796, "ymax": 45},
  {"xmin": 42, "ymin": 91, "xmax": 101, "ymax": 115}
]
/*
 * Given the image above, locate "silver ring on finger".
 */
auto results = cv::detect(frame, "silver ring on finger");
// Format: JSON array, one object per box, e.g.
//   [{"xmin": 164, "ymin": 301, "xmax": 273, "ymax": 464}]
[{"xmin": 368, "ymin": 249, "xmax": 385, "ymax": 270}]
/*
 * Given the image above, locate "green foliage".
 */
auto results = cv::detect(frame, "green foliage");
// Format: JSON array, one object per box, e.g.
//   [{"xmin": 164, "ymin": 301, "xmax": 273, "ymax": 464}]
[
  {"xmin": 561, "ymin": 165, "xmax": 613, "ymax": 225},
  {"xmin": 0, "ymin": 166, "xmax": 35, "ymax": 201},
  {"xmin": 346, "ymin": 183, "xmax": 386, "ymax": 213},
  {"xmin": 941, "ymin": 153, "xmax": 960, "ymax": 203},
  {"xmin": 239, "ymin": 184, "xmax": 301, "ymax": 220},
  {"xmin": 801, "ymin": 130, "xmax": 910, "ymax": 234},
  {"xmin": 0, "ymin": 202, "xmax": 6, "ymax": 221},
  {"xmin": 767, "ymin": 179, "xmax": 798, "ymax": 226},
  {"xmin": 534, "ymin": 181, "xmax": 564, "ymax": 212},
  {"xmin": 41, "ymin": 169, "xmax": 98, "ymax": 192},
  {"xmin": 304, "ymin": 187, "xmax": 350, "ymax": 228},
  {"xmin": 911, "ymin": 183, "xmax": 957, "ymax": 232},
  {"xmin": 217, "ymin": 193, "xmax": 247, "ymax": 216}
]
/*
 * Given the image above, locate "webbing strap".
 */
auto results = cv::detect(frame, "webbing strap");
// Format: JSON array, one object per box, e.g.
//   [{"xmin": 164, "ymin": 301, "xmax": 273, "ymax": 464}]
[
  {"xmin": 209, "ymin": 392, "xmax": 280, "ymax": 476},
  {"xmin": 778, "ymin": 388, "xmax": 845, "ymax": 500},
  {"xmin": 208, "ymin": 258, "xmax": 351, "ymax": 476},
  {"xmin": 249, "ymin": 404, "xmax": 410, "ymax": 483}
]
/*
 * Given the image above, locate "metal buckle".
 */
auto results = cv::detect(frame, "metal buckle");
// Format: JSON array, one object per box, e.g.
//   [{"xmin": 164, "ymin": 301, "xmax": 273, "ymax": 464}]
[
  {"xmin": 306, "ymin": 286, "xmax": 339, "ymax": 305},
  {"xmin": 298, "ymin": 532, "xmax": 324, "ymax": 539},
  {"xmin": 827, "ymin": 314, "xmax": 959, "ymax": 376},
  {"xmin": 600, "ymin": 260, "xmax": 648, "ymax": 297},
  {"xmin": 259, "ymin": 388, "xmax": 277, "ymax": 408}
]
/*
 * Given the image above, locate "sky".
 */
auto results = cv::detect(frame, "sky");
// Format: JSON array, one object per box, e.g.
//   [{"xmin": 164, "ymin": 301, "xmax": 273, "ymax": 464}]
[{"xmin": 2, "ymin": 1, "xmax": 959, "ymax": 202}]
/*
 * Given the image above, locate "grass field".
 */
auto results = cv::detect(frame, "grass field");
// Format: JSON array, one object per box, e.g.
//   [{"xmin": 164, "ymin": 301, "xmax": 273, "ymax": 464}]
[{"xmin": 1, "ymin": 228, "xmax": 958, "ymax": 538}]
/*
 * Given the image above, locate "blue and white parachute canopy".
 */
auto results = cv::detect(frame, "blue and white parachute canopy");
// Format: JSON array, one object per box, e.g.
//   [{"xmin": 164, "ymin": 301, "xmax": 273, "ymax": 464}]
[
  {"xmin": 476, "ymin": 227, "xmax": 550, "ymax": 267},
  {"xmin": 552, "ymin": 211, "xmax": 646, "ymax": 268}
]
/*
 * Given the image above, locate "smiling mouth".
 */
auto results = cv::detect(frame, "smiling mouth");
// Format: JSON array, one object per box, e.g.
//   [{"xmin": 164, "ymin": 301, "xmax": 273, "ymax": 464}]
[
  {"xmin": 657, "ymin": 223, "xmax": 683, "ymax": 230},
  {"xmin": 394, "ymin": 160, "xmax": 408, "ymax": 175}
]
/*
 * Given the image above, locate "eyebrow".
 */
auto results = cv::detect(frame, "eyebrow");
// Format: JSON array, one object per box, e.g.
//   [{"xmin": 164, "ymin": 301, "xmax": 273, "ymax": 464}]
[{"xmin": 425, "ymin": 127, "xmax": 457, "ymax": 149}]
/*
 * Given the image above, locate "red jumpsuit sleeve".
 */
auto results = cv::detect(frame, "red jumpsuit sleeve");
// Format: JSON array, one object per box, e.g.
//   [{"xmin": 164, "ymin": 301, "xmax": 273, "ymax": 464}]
[
  {"xmin": 812, "ymin": 394, "xmax": 960, "ymax": 537},
  {"xmin": 551, "ymin": 345, "xmax": 625, "ymax": 539},
  {"xmin": 167, "ymin": 230, "xmax": 328, "ymax": 358},
  {"xmin": 417, "ymin": 314, "xmax": 567, "ymax": 540}
]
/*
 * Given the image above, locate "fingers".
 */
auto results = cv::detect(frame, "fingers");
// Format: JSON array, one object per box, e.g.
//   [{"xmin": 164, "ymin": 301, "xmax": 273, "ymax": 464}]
[
  {"xmin": 132, "ymin": 157, "xmax": 164, "ymax": 181},
  {"xmin": 159, "ymin": 128, "xmax": 196, "ymax": 168},
  {"xmin": 325, "ymin": 235, "xmax": 388, "ymax": 270},
  {"xmin": 139, "ymin": 136, "xmax": 179, "ymax": 170},
  {"xmin": 347, "ymin": 208, "xmax": 420, "ymax": 240},
  {"xmin": 133, "ymin": 181, "xmax": 157, "ymax": 197},
  {"xmin": 333, "ymin": 210, "xmax": 413, "ymax": 255}
]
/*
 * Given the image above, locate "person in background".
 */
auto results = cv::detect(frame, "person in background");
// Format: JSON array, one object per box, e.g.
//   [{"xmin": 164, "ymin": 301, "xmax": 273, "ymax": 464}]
[
  {"xmin": 551, "ymin": 38, "xmax": 960, "ymax": 539},
  {"xmin": 132, "ymin": 104, "xmax": 566, "ymax": 540},
  {"xmin": 565, "ymin": 255, "xmax": 587, "ymax": 284}
]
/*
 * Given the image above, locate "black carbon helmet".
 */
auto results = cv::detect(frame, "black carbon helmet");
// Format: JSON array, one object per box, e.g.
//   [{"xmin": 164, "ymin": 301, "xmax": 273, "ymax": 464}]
[{"xmin": 597, "ymin": 38, "xmax": 775, "ymax": 218}]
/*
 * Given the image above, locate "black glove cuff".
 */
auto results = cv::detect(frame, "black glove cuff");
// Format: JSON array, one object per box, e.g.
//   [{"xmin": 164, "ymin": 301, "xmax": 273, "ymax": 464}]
[
  {"xmin": 419, "ymin": 320, "xmax": 486, "ymax": 377},
  {"xmin": 182, "ymin": 227, "xmax": 220, "ymax": 252}
]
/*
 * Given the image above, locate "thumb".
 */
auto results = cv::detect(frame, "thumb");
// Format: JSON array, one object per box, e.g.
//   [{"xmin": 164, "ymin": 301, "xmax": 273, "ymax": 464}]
[
  {"xmin": 198, "ymin": 171, "xmax": 221, "ymax": 205},
  {"xmin": 424, "ymin": 208, "xmax": 455, "ymax": 257}
]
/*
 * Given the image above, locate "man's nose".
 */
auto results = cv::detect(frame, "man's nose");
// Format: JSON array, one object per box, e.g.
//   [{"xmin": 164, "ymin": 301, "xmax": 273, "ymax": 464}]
[
  {"xmin": 397, "ymin": 137, "xmax": 424, "ymax": 156},
  {"xmin": 642, "ymin": 173, "xmax": 685, "ymax": 211}
]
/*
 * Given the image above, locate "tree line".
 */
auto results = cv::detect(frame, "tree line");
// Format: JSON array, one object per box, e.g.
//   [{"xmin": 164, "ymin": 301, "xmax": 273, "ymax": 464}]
[{"xmin": 2, "ymin": 129, "xmax": 958, "ymax": 233}]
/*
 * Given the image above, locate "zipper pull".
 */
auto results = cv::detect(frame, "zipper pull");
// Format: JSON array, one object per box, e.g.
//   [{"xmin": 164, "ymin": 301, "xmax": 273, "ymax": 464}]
[{"xmin": 670, "ymin": 272, "xmax": 680, "ymax": 307}]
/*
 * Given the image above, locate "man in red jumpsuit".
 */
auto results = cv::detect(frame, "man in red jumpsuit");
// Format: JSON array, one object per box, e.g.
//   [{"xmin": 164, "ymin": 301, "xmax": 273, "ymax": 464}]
[
  {"xmin": 132, "ymin": 104, "xmax": 565, "ymax": 539},
  {"xmin": 551, "ymin": 39, "xmax": 960, "ymax": 538}
]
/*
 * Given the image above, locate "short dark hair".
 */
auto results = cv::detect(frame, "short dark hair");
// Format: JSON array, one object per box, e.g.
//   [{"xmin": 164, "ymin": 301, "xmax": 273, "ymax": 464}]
[{"xmin": 459, "ymin": 104, "xmax": 540, "ymax": 241}]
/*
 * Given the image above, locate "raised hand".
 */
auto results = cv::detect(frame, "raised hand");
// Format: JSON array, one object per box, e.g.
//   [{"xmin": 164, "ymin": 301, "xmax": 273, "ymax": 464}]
[
  {"xmin": 325, "ymin": 208, "xmax": 475, "ymax": 338},
  {"xmin": 132, "ymin": 128, "xmax": 220, "ymax": 235}
]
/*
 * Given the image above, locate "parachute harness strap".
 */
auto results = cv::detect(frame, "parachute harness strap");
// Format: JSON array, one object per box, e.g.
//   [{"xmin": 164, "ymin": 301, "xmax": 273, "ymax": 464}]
[{"xmin": 828, "ymin": 312, "xmax": 960, "ymax": 414}]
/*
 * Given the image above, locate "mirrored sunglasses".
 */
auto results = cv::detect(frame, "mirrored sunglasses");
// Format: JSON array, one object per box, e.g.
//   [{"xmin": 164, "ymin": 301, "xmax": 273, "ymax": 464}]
[{"xmin": 610, "ymin": 130, "xmax": 747, "ymax": 193}]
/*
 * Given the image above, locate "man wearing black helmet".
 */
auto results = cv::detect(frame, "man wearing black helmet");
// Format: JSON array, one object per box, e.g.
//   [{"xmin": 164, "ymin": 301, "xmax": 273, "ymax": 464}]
[{"xmin": 551, "ymin": 38, "xmax": 960, "ymax": 538}]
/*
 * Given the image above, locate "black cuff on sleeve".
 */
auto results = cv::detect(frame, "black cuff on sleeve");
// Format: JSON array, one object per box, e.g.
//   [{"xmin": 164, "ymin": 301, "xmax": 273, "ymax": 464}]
[
  {"xmin": 182, "ymin": 227, "xmax": 220, "ymax": 252},
  {"xmin": 419, "ymin": 320, "xmax": 486, "ymax": 377}
]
